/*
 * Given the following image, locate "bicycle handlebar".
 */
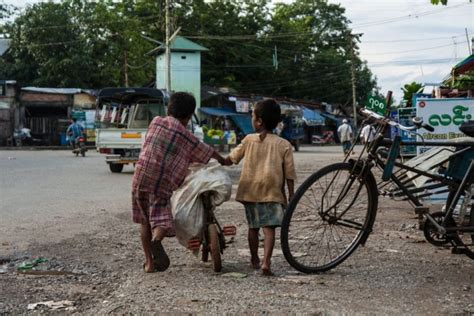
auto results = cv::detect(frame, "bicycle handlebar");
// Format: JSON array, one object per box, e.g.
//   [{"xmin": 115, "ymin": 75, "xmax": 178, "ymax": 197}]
[{"xmin": 360, "ymin": 108, "xmax": 434, "ymax": 133}]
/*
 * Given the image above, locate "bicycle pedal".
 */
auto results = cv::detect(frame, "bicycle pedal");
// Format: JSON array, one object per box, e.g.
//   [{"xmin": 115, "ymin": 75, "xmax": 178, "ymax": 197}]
[
  {"xmin": 223, "ymin": 225, "xmax": 237, "ymax": 236},
  {"xmin": 187, "ymin": 238, "xmax": 201, "ymax": 250}
]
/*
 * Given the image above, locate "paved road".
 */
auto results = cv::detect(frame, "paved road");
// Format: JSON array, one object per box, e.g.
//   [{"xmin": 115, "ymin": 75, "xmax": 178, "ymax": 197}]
[
  {"xmin": 0, "ymin": 145, "xmax": 347, "ymax": 252},
  {"xmin": 0, "ymin": 150, "xmax": 136, "ymax": 251}
]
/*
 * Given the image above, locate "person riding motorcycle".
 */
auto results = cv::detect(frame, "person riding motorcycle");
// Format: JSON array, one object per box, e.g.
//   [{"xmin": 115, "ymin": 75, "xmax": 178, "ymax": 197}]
[{"xmin": 66, "ymin": 118, "xmax": 85, "ymax": 149}]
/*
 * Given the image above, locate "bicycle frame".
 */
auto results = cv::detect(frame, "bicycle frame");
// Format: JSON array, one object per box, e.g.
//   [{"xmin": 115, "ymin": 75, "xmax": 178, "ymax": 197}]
[{"xmin": 349, "ymin": 115, "xmax": 474, "ymax": 237}]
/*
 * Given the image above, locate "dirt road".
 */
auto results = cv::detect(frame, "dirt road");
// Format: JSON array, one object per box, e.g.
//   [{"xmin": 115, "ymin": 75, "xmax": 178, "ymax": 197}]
[{"xmin": 0, "ymin": 148, "xmax": 472, "ymax": 314}]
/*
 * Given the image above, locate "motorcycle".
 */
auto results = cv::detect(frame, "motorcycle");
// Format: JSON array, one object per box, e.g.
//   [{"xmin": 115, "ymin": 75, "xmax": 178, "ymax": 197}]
[
  {"xmin": 311, "ymin": 131, "xmax": 335, "ymax": 145},
  {"xmin": 13, "ymin": 128, "xmax": 45, "ymax": 146},
  {"xmin": 71, "ymin": 136, "xmax": 87, "ymax": 157}
]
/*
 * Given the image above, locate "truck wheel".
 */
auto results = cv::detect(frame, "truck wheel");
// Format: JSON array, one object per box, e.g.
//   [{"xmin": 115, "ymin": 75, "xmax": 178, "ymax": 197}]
[{"xmin": 109, "ymin": 163, "xmax": 124, "ymax": 173}]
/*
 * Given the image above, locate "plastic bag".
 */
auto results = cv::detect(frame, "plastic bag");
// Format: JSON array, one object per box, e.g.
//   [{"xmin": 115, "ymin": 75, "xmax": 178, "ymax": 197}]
[{"xmin": 171, "ymin": 161, "xmax": 232, "ymax": 248}]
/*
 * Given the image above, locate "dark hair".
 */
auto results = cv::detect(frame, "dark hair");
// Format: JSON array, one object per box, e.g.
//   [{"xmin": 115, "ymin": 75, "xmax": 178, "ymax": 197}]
[
  {"xmin": 254, "ymin": 99, "xmax": 281, "ymax": 130},
  {"xmin": 72, "ymin": 118, "xmax": 77, "ymax": 123},
  {"xmin": 167, "ymin": 92, "xmax": 196, "ymax": 119}
]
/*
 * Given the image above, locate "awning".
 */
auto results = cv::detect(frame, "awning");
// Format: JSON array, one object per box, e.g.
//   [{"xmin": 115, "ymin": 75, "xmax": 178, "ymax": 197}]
[
  {"xmin": 97, "ymin": 88, "xmax": 167, "ymax": 104},
  {"xmin": 453, "ymin": 54, "xmax": 474, "ymax": 76},
  {"xmin": 320, "ymin": 112, "xmax": 343, "ymax": 124},
  {"xmin": 230, "ymin": 115, "xmax": 253, "ymax": 135},
  {"xmin": 302, "ymin": 107, "xmax": 325, "ymax": 126},
  {"xmin": 199, "ymin": 107, "xmax": 254, "ymax": 135}
]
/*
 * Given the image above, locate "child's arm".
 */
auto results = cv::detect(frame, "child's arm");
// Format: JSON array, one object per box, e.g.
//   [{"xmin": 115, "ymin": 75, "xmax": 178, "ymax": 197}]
[
  {"xmin": 221, "ymin": 138, "xmax": 247, "ymax": 166},
  {"xmin": 212, "ymin": 151, "xmax": 233, "ymax": 166},
  {"xmin": 286, "ymin": 179, "xmax": 294, "ymax": 202}
]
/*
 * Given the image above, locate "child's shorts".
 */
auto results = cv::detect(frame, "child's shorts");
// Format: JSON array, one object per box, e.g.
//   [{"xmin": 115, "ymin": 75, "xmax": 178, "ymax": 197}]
[
  {"xmin": 132, "ymin": 190, "xmax": 175, "ymax": 237},
  {"xmin": 243, "ymin": 202, "xmax": 284, "ymax": 229}
]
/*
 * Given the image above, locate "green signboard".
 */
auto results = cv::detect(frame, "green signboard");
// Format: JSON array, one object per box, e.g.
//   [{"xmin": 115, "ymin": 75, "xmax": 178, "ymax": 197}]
[{"xmin": 365, "ymin": 95, "xmax": 387, "ymax": 116}]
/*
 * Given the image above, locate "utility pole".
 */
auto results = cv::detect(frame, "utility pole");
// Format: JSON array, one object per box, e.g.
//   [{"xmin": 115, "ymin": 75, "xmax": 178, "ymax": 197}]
[
  {"xmin": 165, "ymin": 0, "xmax": 171, "ymax": 93},
  {"xmin": 124, "ymin": 50, "xmax": 129, "ymax": 88},
  {"xmin": 349, "ymin": 36, "xmax": 358, "ymax": 130},
  {"xmin": 465, "ymin": 28, "xmax": 472, "ymax": 54}
]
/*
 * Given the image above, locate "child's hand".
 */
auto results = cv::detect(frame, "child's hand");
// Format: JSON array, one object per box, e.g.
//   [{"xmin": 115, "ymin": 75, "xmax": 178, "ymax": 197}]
[
  {"xmin": 221, "ymin": 157, "xmax": 233, "ymax": 166},
  {"xmin": 212, "ymin": 151, "xmax": 233, "ymax": 166}
]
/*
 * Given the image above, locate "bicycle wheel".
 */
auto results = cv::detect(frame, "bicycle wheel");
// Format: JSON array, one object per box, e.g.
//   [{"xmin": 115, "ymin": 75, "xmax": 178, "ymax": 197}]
[
  {"xmin": 208, "ymin": 224, "xmax": 222, "ymax": 272},
  {"xmin": 447, "ymin": 190, "xmax": 474, "ymax": 259},
  {"xmin": 281, "ymin": 162, "xmax": 378, "ymax": 273}
]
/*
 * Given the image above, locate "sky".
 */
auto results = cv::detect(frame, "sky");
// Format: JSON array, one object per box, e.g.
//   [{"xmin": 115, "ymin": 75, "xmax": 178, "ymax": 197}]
[
  {"xmin": 2, "ymin": 0, "xmax": 474, "ymax": 102},
  {"xmin": 327, "ymin": 0, "xmax": 473, "ymax": 102}
]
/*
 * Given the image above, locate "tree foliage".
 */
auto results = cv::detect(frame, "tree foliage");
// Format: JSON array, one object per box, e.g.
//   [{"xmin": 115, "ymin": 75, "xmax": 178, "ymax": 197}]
[
  {"xmin": 0, "ymin": 0, "xmax": 377, "ymax": 105},
  {"xmin": 431, "ymin": 0, "xmax": 449, "ymax": 4},
  {"xmin": 401, "ymin": 81, "xmax": 424, "ymax": 107}
]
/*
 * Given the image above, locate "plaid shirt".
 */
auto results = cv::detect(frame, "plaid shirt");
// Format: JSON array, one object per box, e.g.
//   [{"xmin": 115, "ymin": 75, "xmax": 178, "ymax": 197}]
[{"xmin": 132, "ymin": 116, "xmax": 214, "ymax": 196}]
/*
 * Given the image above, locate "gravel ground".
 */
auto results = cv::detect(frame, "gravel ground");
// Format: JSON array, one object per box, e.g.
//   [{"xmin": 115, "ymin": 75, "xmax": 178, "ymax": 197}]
[{"xmin": 0, "ymin": 147, "xmax": 472, "ymax": 314}]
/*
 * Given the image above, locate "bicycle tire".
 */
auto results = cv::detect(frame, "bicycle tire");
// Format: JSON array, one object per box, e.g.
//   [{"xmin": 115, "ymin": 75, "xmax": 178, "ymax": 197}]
[
  {"xmin": 447, "ymin": 190, "xmax": 474, "ymax": 260},
  {"xmin": 281, "ymin": 162, "xmax": 378, "ymax": 273},
  {"xmin": 209, "ymin": 224, "xmax": 222, "ymax": 272}
]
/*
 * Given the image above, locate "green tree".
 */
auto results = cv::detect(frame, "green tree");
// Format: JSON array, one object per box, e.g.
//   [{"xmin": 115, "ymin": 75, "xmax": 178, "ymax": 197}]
[
  {"xmin": 401, "ymin": 82, "xmax": 424, "ymax": 107},
  {"xmin": 0, "ymin": 0, "xmax": 158, "ymax": 88},
  {"xmin": 258, "ymin": 0, "xmax": 376, "ymax": 105},
  {"xmin": 0, "ymin": 0, "xmax": 377, "ymax": 106},
  {"xmin": 431, "ymin": 0, "xmax": 472, "ymax": 4},
  {"xmin": 431, "ymin": 0, "xmax": 449, "ymax": 4}
]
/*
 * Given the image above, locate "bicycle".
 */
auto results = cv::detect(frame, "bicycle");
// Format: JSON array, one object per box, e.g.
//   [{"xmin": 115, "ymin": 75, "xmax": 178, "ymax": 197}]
[
  {"xmin": 187, "ymin": 192, "xmax": 236, "ymax": 272},
  {"xmin": 281, "ymin": 96, "xmax": 474, "ymax": 273}
]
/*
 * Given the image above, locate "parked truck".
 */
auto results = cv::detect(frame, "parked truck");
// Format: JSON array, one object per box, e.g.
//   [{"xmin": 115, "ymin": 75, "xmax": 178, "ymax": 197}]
[{"xmin": 95, "ymin": 88, "xmax": 168, "ymax": 173}]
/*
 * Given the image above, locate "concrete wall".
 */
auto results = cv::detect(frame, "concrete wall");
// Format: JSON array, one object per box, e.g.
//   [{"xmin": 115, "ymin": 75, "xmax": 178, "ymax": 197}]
[
  {"xmin": 156, "ymin": 51, "xmax": 202, "ymax": 109},
  {"xmin": 73, "ymin": 93, "xmax": 96, "ymax": 109}
]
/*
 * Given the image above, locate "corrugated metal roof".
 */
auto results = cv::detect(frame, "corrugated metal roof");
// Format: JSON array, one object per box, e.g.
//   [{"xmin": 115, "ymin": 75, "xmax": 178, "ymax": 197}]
[
  {"xmin": 152, "ymin": 36, "xmax": 208, "ymax": 56},
  {"xmin": 171, "ymin": 36, "xmax": 208, "ymax": 51},
  {"xmin": 21, "ymin": 87, "xmax": 96, "ymax": 95},
  {"xmin": 0, "ymin": 39, "xmax": 11, "ymax": 56}
]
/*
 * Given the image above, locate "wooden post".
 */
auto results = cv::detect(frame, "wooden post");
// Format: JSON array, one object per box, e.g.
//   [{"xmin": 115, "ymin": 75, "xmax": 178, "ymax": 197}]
[{"xmin": 124, "ymin": 50, "xmax": 129, "ymax": 88}]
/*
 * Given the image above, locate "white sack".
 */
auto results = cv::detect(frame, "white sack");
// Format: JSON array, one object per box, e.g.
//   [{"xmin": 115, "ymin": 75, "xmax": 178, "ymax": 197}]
[{"xmin": 171, "ymin": 161, "xmax": 232, "ymax": 248}]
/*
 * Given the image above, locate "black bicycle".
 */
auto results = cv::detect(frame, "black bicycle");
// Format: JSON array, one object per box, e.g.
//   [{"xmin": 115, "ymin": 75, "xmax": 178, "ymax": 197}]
[{"xmin": 281, "ymin": 103, "xmax": 474, "ymax": 274}]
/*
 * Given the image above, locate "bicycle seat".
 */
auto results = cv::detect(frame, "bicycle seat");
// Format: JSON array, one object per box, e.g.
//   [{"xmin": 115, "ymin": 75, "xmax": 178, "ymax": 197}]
[{"xmin": 460, "ymin": 121, "xmax": 474, "ymax": 137}]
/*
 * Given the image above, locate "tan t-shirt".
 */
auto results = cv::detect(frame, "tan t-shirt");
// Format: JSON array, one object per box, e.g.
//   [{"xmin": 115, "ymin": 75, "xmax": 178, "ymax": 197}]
[{"xmin": 229, "ymin": 133, "xmax": 296, "ymax": 204}]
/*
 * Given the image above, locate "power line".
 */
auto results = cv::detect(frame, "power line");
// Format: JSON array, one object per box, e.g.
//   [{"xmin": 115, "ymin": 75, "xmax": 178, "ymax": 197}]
[
  {"xmin": 350, "ymin": 3, "xmax": 470, "ymax": 29},
  {"xmin": 363, "ymin": 41, "xmax": 468, "ymax": 55}
]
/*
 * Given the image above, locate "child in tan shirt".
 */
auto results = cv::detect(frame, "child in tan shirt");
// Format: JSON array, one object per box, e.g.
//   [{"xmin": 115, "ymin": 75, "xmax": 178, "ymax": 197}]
[{"xmin": 226, "ymin": 99, "xmax": 296, "ymax": 276}]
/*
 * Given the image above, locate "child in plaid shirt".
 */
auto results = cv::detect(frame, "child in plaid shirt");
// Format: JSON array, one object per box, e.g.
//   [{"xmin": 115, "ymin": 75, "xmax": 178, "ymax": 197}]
[{"xmin": 132, "ymin": 92, "xmax": 229, "ymax": 273}]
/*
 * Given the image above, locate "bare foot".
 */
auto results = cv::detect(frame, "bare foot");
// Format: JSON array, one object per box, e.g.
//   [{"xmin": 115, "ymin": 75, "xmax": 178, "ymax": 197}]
[
  {"xmin": 251, "ymin": 256, "xmax": 261, "ymax": 269},
  {"xmin": 143, "ymin": 261, "xmax": 154, "ymax": 273},
  {"xmin": 261, "ymin": 266, "xmax": 274, "ymax": 276}
]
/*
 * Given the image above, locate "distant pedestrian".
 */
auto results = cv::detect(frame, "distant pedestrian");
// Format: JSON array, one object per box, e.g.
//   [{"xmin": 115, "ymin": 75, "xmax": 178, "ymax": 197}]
[
  {"xmin": 132, "ymin": 92, "xmax": 229, "ymax": 273},
  {"xmin": 361, "ymin": 123, "xmax": 376, "ymax": 144},
  {"xmin": 224, "ymin": 99, "xmax": 296, "ymax": 276},
  {"xmin": 337, "ymin": 119, "xmax": 353, "ymax": 155}
]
